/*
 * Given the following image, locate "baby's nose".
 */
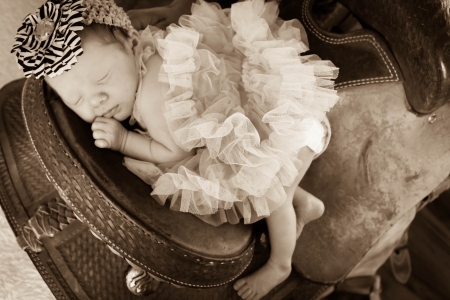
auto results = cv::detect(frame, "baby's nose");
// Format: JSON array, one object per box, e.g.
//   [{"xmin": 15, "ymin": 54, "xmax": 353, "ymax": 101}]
[{"xmin": 90, "ymin": 92, "xmax": 108, "ymax": 108}]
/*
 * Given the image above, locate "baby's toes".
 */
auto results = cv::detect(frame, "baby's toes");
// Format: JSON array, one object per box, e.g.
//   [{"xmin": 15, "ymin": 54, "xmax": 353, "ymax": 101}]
[
  {"xmin": 237, "ymin": 284, "xmax": 250, "ymax": 297},
  {"xmin": 233, "ymin": 278, "xmax": 246, "ymax": 290},
  {"xmin": 241, "ymin": 288, "xmax": 256, "ymax": 299}
]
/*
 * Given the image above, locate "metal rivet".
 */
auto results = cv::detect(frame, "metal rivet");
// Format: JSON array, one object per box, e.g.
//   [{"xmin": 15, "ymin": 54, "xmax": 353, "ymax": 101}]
[{"xmin": 428, "ymin": 114, "xmax": 437, "ymax": 124}]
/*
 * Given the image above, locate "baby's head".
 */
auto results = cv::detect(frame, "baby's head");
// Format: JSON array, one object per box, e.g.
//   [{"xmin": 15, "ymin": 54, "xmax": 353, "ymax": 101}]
[
  {"xmin": 46, "ymin": 23, "xmax": 139, "ymax": 123},
  {"xmin": 12, "ymin": 0, "xmax": 139, "ymax": 123}
]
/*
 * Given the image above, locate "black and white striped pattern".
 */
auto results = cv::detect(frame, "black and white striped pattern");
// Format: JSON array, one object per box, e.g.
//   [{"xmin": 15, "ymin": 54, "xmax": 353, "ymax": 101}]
[{"xmin": 11, "ymin": 0, "xmax": 86, "ymax": 79}]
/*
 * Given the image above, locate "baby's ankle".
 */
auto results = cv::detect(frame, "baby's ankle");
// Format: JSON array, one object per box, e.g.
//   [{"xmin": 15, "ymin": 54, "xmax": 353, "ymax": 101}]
[{"xmin": 267, "ymin": 257, "xmax": 292, "ymax": 272}]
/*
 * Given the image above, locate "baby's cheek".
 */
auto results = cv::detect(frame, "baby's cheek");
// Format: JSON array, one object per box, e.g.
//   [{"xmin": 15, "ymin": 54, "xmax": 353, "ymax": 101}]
[{"xmin": 77, "ymin": 108, "xmax": 96, "ymax": 124}]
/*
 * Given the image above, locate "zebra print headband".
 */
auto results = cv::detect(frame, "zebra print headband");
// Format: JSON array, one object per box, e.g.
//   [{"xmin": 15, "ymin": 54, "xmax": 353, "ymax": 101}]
[{"xmin": 11, "ymin": 0, "xmax": 133, "ymax": 79}]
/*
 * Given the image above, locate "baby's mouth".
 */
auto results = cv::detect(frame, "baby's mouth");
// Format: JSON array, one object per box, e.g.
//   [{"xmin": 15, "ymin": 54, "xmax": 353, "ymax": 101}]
[{"xmin": 102, "ymin": 105, "xmax": 118, "ymax": 118}]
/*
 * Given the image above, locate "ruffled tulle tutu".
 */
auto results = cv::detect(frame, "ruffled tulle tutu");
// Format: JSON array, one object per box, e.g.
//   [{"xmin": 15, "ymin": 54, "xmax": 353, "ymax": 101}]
[{"xmin": 124, "ymin": 0, "xmax": 339, "ymax": 225}]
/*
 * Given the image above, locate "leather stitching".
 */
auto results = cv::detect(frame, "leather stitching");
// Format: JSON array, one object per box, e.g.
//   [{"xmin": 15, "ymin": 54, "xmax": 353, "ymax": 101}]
[{"xmin": 302, "ymin": 0, "xmax": 400, "ymax": 89}]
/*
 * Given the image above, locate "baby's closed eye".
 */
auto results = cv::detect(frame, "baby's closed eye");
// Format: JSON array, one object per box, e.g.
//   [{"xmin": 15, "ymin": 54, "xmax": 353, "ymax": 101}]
[
  {"xmin": 74, "ymin": 96, "xmax": 82, "ymax": 105},
  {"xmin": 97, "ymin": 70, "xmax": 110, "ymax": 83}
]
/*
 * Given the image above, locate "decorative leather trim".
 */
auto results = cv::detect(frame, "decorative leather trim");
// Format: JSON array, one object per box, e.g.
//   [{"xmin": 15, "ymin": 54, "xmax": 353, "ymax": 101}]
[{"xmin": 16, "ymin": 196, "xmax": 78, "ymax": 252}]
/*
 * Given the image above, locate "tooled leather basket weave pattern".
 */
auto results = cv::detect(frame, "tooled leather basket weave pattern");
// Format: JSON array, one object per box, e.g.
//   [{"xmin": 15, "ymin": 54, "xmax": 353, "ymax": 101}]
[
  {"xmin": 21, "ymin": 77, "xmax": 254, "ymax": 288},
  {"xmin": 2, "ymin": 92, "xmax": 55, "ymax": 201}
]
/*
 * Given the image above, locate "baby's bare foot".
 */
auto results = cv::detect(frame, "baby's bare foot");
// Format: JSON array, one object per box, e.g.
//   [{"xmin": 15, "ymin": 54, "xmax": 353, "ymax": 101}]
[
  {"xmin": 293, "ymin": 187, "xmax": 325, "ymax": 239},
  {"xmin": 233, "ymin": 260, "xmax": 291, "ymax": 300}
]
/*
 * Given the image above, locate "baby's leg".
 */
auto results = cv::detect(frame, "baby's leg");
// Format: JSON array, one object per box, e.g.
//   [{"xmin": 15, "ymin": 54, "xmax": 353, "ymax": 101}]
[
  {"xmin": 293, "ymin": 186, "xmax": 325, "ymax": 239},
  {"xmin": 233, "ymin": 146, "xmax": 323, "ymax": 299},
  {"xmin": 286, "ymin": 146, "xmax": 325, "ymax": 238},
  {"xmin": 233, "ymin": 199, "xmax": 296, "ymax": 300}
]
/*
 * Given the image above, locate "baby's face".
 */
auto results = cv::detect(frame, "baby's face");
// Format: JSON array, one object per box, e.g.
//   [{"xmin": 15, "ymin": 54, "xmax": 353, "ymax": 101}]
[{"xmin": 46, "ymin": 29, "xmax": 138, "ymax": 123}]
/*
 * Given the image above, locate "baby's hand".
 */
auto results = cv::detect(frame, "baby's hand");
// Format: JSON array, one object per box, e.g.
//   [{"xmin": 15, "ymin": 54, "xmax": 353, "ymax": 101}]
[
  {"xmin": 127, "ymin": 0, "xmax": 193, "ymax": 30},
  {"xmin": 92, "ymin": 117, "xmax": 128, "ymax": 152}
]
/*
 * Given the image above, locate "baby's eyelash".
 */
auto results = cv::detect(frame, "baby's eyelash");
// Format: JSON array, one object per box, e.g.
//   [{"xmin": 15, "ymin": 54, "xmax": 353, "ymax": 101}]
[
  {"xmin": 98, "ymin": 71, "xmax": 110, "ymax": 83},
  {"xmin": 75, "ymin": 96, "xmax": 82, "ymax": 105}
]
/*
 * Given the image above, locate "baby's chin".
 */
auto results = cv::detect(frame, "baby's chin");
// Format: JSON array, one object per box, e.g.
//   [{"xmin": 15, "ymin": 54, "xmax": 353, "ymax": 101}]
[{"xmin": 116, "ymin": 104, "xmax": 134, "ymax": 121}]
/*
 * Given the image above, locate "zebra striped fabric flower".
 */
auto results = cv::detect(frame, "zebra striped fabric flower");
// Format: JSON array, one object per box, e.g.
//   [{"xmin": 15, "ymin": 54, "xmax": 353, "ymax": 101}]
[{"xmin": 11, "ymin": 0, "xmax": 86, "ymax": 79}]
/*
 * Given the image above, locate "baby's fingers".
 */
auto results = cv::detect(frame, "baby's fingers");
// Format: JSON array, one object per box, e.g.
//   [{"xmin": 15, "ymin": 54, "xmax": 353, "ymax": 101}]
[
  {"xmin": 92, "ymin": 128, "xmax": 105, "ymax": 140},
  {"xmin": 92, "ymin": 117, "xmax": 111, "ymax": 131},
  {"xmin": 92, "ymin": 129, "xmax": 111, "ymax": 148}
]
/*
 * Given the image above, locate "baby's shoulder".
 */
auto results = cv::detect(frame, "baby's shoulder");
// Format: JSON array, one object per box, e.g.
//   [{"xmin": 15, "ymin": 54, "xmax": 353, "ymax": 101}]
[{"xmin": 137, "ymin": 53, "xmax": 169, "ymax": 133}]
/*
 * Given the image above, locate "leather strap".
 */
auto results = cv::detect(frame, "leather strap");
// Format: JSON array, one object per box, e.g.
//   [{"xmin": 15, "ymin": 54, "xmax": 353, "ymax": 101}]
[{"xmin": 335, "ymin": 275, "xmax": 382, "ymax": 300}]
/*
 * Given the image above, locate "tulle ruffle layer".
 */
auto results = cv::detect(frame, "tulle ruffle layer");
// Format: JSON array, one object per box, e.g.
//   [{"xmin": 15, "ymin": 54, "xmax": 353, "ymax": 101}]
[{"xmin": 124, "ymin": 0, "xmax": 339, "ymax": 225}]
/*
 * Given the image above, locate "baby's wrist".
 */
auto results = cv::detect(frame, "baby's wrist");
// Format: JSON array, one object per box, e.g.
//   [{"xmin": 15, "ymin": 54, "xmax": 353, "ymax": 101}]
[{"xmin": 119, "ymin": 129, "xmax": 129, "ymax": 153}]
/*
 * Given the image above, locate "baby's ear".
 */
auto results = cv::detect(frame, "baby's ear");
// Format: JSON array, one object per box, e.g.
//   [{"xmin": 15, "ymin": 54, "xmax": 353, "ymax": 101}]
[{"xmin": 127, "ymin": 28, "xmax": 140, "ymax": 54}]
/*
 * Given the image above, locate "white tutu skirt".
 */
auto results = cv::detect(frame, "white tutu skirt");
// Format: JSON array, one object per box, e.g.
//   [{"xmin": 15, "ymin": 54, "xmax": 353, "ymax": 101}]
[{"xmin": 124, "ymin": 0, "xmax": 339, "ymax": 226}]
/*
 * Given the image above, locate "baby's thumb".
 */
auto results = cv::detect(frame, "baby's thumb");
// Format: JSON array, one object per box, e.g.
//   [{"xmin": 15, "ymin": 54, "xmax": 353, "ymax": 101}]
[{"xmin": 94, "ymin": 139, "xmax": 111, "ymax": 149}]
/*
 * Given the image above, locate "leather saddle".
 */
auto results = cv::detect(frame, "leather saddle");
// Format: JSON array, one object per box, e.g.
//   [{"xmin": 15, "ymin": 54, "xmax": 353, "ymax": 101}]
[{"xmin": 1, "ymin": 0, "xmax": 450, "ymax": 299}]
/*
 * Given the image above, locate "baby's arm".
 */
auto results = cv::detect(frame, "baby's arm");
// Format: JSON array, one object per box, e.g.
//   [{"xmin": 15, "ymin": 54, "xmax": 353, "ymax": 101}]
[
  {"xmin": 92, "ymin": 53, "xmax": 193, "ymax": 164},
  {"xmin": 92, "ymin": 117, "xmax": 190, "ymax": 164}
]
